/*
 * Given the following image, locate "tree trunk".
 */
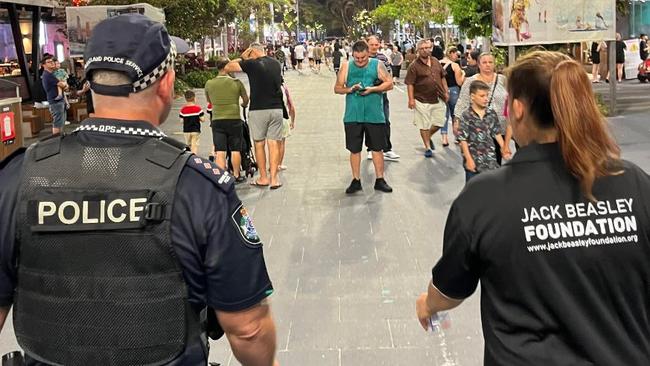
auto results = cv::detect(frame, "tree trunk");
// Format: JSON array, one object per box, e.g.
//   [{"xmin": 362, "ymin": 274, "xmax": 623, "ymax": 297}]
[{"xmin": 201, "ymin": 36, "xmax": 207, "ymax": 61}]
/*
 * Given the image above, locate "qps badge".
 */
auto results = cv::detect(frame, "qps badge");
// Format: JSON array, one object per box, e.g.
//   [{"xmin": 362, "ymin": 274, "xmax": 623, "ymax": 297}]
[{"xmin": 232, "ymin": 204, "xmax": 261, "ymax": 246}]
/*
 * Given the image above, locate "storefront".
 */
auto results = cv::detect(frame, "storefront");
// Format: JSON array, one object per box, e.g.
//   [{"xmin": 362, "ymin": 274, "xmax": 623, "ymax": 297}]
[{"xmin": 0, "ymin": 0, "xmax": 64, "ymax": 101}]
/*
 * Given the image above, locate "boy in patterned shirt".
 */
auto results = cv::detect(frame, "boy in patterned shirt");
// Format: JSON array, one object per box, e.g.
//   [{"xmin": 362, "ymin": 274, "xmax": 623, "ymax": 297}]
[{"xmin": 458, "ymin": 80, "xmax": 510, "ymax": 182}]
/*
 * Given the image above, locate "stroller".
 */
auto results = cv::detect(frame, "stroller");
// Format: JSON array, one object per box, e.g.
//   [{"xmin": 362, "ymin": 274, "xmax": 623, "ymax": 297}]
[
  {"xmin": 208, "ymin": 108, "xmax": 257, "ymax": 179},
  {"xmin": 228, "ymin": 107, "xmax": 257, "ymax": 178}
]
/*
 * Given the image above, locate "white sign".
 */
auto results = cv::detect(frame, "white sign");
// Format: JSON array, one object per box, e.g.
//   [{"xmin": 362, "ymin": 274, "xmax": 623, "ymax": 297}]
[
  {"xmin": 492, "ymin": 0, "xmax": 616, "ymax": 46},
  {"xmin": 623, "ymin": 39, "xmax": 643, "ymax": 80}
]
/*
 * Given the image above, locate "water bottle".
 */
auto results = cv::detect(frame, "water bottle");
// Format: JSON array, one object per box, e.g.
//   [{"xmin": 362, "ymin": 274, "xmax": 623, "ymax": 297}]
[
  {"xmin": 2, "ymin": 351, "xmax": 25, "ymax": 366},
  {"xmin": 428, "ymin": 311, "xmax": 451, "ymax": 333}
]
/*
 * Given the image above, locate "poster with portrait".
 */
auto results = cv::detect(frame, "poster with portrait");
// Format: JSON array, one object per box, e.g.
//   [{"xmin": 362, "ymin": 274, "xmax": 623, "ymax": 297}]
[
  {"xmin": 492, "ymin": 0, "xmax": 616, "ymax": 46},
  {"xmin": 66, "ymin": 4, "xmax": 165, "ymax": 57}
]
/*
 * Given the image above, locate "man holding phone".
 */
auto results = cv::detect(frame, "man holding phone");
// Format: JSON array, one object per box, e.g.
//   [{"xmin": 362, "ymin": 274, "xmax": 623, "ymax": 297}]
[
  {"xmin": 334, "ymin": 40, "xmax": 394, "ymax": 194},
  {"xmin": 405, "ymin": 39, "xmax": 449, "ymax": 158}
]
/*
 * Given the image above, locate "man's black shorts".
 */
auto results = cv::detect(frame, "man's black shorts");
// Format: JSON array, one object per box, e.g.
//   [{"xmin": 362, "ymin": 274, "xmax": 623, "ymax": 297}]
[
  {"xmin": 344, "ymin": 122, "xmax": 387, "ymax": 153},
  {"xmin": 211, "ymin": 119, "xmax": 243, "ymax": 152}
]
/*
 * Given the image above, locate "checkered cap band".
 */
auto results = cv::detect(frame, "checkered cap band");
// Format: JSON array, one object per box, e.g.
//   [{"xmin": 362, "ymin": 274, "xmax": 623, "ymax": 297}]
[
  {"xmin": 73, "ymin": 124, "xmax": 167, "ymax": 138},
  {"xmin": 132, "ymin": 39, "xmax": 177, "ymax": 93}
]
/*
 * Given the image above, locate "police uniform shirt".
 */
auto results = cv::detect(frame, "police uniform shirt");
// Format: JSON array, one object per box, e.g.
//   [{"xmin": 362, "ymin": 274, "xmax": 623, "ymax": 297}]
[
  {"xmin": 431, "ymin": 143, "xmax": 650, "ymax": 365},
  {"xmin": 0, "ymin": 119, "xmax": 273, "ymax": 366}
]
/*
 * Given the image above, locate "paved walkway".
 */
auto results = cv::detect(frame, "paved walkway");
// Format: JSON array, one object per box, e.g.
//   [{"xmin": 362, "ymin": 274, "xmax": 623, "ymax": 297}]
[
  {"xmin": 2, "ymin": 67, "xmax": 649, "ymax": 366},
  {"xmin": 193, "ymin": 69, "xmax": 483, "ymax": 365}
]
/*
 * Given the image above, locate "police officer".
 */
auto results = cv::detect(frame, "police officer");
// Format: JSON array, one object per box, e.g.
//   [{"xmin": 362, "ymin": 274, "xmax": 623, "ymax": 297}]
[
  {"xmin": 416, "ymin": 51, "xmax": 650, "ymax": 364},
  {"xmin": 0, "ymin": 15, "xmax": 278, "ymax": 366}
]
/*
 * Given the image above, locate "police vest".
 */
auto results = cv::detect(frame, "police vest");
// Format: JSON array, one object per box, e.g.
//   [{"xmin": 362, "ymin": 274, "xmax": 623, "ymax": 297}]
[{"xmin": 14, "ymin": 131, "xmax": 198, "ymax": 366}]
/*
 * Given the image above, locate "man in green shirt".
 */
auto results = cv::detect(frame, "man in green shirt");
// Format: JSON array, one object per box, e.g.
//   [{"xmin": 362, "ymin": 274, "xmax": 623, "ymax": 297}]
[
  {"xmin": 205, "ymin": 59, "xmax": 249, "ymax": 182},
  {"xmin": 334, "ymin": 40, "xmax": 394, "ymax": 194}
]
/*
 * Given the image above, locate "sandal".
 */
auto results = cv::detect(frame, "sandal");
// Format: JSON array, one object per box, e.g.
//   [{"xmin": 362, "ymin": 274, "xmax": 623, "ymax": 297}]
[{"xmin": 250, "ymin": 180, "xmax": 269, "ymax": 187}]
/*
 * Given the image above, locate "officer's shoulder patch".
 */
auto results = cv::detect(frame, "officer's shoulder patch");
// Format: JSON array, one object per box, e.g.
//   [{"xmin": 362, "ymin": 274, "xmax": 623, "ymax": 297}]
[
  {"xmin": 231, "ymin": 203, "xmax": 262, "ymax": 247},
  {"xmin": 185, "ymin": 155, "xmax": 234, "ymax": 193},
  {"xmin": 0, "ymin": 147, "xmax": 26, "ymax": 169}
]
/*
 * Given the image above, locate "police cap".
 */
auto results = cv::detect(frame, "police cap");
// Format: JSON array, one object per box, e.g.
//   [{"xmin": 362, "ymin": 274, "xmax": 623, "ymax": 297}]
[{"xmin": 83, "ymin": 14, "xmax": 187, "ymax": 96}]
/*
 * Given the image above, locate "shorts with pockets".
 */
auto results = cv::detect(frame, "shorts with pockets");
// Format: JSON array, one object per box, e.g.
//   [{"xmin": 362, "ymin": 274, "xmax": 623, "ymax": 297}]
[
  {"xmin": 248, "ymin": 109, "xmax": 284, "ymax": 141},
  {"xmin": 49, "ymin": 100, "xmax": 66, "ymax": 128},
  {"xmin": 414, "ymin": 100, "xmax": 446, "ymax": 129},
  {"xmin": 344, "ymin": 123, "xmax": 387, "ymax": 153},
  {"xmin": 211, "ymin": 119, "xmax": 243, "ymax": 152}
]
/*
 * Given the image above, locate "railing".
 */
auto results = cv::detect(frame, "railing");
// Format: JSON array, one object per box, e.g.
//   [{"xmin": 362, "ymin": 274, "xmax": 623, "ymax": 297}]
[{"xmin": 0, "ymin": 78, "xmax": 20, "ymax": 101}]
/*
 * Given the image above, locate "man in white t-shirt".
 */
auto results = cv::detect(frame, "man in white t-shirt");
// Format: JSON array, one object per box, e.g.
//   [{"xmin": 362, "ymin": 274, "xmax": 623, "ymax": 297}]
[{"xmin": 294, "ymin": 43, "xmax": 306, "ymax": 70}]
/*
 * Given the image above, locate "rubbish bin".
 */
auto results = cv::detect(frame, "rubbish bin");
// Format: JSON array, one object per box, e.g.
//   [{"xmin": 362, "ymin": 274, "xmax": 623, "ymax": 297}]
[{"xmin": 0, "ymin": 79, "xmax": 23, "ymax": 161}]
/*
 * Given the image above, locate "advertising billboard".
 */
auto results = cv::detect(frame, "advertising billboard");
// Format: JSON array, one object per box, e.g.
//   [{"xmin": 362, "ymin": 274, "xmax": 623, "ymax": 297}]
[
  {"xmin": 66, "ymin": 4, "xmax": 165, "ymax": 56},
  {"xmin": 492, "ymin": 0, "xmax": 616, "ymax": 46}
]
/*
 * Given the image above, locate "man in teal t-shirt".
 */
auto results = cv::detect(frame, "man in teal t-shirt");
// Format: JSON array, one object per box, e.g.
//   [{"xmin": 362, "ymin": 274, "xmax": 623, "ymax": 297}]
[
  {"xmin": 334, "ymin": 40, "xmax": 394, "ymax": 194},
  {"xmin": 205, "ymin": 59, "xmax": 249, "ymax": 182}
]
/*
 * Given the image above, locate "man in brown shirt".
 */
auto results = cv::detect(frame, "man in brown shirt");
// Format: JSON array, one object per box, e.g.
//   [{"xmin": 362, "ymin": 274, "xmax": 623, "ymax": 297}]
[{"xmin": 405, "ymin": 39, "xmax": 449, "ymax": 157}]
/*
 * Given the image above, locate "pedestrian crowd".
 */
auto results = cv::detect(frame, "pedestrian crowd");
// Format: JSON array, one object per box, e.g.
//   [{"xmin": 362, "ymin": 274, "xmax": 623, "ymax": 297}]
[
  {"xmin": 328, "ymin": 35, "xmax": 508, "ymax": 193},
  {"xmin": 203, "ymin": 35, "xmax": 513, "ymax": 191}
]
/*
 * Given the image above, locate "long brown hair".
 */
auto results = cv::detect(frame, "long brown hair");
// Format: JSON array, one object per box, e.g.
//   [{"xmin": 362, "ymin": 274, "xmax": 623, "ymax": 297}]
[{"xmin": 506, "ymin": 51, "xmax": 621, "ymax": 200}]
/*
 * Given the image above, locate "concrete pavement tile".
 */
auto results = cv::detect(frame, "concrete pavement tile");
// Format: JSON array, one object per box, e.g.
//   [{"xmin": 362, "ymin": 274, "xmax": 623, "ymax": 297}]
[
  {"xmin": 341, "ymin": 348, "xmax": 442, "ymax": 366},
  {"xmin": 299, "ymin": 276, "xmax": 383, "ymax": 299},
  {"xmin": 289, "ymin": 319, "xmax": 392, "ymax": 351},
  {"xmin": 339, "ymin": 298, "xmax": 417, "ymax": 322},
  {"xmin": 276, "ymin": 349, "xmax": 339, "ymax": 366}
]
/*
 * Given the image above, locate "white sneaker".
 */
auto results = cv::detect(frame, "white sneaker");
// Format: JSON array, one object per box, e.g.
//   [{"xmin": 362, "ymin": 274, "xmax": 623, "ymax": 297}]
[
  {"xmin": 367, "ymin": 152, "xmax": 373, "ymax": 160},
  {"xmin": 384, "ymin": 150, "xmax": 400, "ymax": 160}
]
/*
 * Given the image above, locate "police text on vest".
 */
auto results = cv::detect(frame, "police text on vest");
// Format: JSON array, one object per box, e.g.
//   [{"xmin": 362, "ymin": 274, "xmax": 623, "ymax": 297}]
[{"xmin": 38, "ymin": 198, "xmax": 148, "ymax": 225}]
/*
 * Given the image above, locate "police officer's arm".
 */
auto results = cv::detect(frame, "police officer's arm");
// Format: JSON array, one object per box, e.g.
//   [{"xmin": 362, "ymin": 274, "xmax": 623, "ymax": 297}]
[
  {"xmin": 175, "ymin": 162, "xmax": 277, "ymax": 365},
  {"xmin": 0, "ymin": 151, "xmax": 24, "ymax": 334},
  {"xmin": 203, "ymin": 189, "xmax": 277, "ymax": 366},
  {"xmin": 216, "ymin": 302, "xmax": 277, "ymax": 366}
]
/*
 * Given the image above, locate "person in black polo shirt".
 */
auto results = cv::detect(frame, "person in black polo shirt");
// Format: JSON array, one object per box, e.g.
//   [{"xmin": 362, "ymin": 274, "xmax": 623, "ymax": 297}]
[{"xmin": 416, "ymin": 50, "xmax": 650, "ymax": 365}]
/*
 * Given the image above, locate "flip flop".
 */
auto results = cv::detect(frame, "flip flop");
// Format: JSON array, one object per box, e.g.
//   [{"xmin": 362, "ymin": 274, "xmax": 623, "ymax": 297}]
[
  {"xmin": 270, "ymin": 184, "xmax": 283, "ymax": 190},
  {"xmin": 250, "ymin": 180, "xmax": 269, "ymax": 187}
]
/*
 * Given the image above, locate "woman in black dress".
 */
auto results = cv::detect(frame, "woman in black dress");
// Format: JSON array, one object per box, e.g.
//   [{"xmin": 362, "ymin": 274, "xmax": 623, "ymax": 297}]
[
  {"xmin": 591, "ymin": 41, "xmax": 605, "ymax": 83},
  {"xmin": 607, "ymin": 33, "xmax": 626, "ymax": 83}
]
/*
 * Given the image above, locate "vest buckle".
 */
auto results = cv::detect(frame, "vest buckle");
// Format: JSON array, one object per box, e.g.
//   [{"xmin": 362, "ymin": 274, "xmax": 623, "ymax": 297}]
[{"xmin": 143, "ymin": 203, "xmax": 165, "ymax": 221}]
